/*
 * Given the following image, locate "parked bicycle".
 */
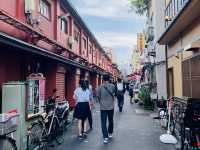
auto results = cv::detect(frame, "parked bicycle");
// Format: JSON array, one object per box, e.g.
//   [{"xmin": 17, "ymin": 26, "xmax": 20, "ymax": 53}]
[
  {"xmin": 0, "ymin": 110, "xmax": 19, "ymax": 150},
  {"xmin": 158, "ymin": 97, "xmax": 176, "ymax": 134},
  {"xmin": 181, "ymin": 98, "xmax": 200, "ymax": 150},
  {"xmin": 27, "ymin": 100, "xmax": 70, "ymax": 150}
]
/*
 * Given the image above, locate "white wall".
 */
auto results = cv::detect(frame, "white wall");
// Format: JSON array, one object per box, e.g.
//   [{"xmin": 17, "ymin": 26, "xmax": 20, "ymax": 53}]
[{"xmin": 153, "ymin": 0, "xmax": 167, "ymax": 99}]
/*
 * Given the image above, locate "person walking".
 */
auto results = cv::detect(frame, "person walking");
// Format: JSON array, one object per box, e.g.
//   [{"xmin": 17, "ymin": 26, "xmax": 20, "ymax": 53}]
[
  {"xmin": 116, "ymin": 78, "xmax": 125, "ymax": 112},
  {"xmin": 73, "ymin": 80, "xmax": 91, "ymax": 139},
  {"xmin": 85, "ymin": 80, "xmax": 93, "ymax": 131},
  {"xmin": 96, "ymin": 74, "xmax": 116, "ymax": 144},
  {"xmin": 129, "ymin": 82, "xmax": 134, "ymax": 104}
]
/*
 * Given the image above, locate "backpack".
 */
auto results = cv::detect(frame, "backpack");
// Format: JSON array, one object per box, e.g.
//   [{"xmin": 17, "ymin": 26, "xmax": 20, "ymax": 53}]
[{"xmin": 117, "ymin": 83, "xmax": 123, "ymax": 92}]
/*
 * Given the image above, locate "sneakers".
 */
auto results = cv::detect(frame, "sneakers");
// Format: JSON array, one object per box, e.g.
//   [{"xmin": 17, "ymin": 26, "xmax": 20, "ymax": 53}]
[
  {"xmin": 108, "ymin": 134, "xmax": 113, "ymax": 138},
  {"xmin": 103, "ymin": 138, "xmax": 109, "ymax": 144},
  {"xmin": 78, "ymin": 134, "xmax": 83, "ymax": 140},
  {"xmin": 82, "ymin": 132, "xmax": 87, "ymax": 138}
]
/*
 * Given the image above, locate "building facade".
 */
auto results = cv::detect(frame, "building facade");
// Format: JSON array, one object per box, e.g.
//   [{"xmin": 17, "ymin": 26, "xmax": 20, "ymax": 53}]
[
  {"xmin": 146, "ymin": 0, "xmax": 167, "ymax": 100},
  {"xmin": 158, "ymin": 0, "xmax": 200, "ymax": 98},
  {"xmin": 0, "ymin": 0, "xmax": 120, "ymax": 112}
]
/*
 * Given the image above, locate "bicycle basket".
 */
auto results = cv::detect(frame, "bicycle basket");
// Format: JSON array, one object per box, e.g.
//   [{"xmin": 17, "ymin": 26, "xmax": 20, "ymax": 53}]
[{"xmin": 0, "ymin": 113, "xmax": 19, "ymax": 135}]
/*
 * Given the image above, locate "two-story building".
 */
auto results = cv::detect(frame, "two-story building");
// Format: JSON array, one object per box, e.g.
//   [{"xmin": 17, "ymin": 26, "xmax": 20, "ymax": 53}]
[
  {"xmin": 158, "ymin": 0, "xmax": 200, "ymax": 98},
  {"xmin": 0, "ymin": 0, "xmax": 120, "ymax": 111}
]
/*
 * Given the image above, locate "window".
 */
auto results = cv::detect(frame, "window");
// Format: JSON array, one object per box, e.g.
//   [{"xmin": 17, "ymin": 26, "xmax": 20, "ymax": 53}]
[
  {"xmin": 40, "ymin": 0, "xmax": 51, "ymax": 19},
  {"xmin": 89, "ymin": 45, "xmax": 92, "ymax": 54},
  {"xmin": 60, "ymin": 19, "xmax": 68, "ymax": 33},
  {"xmin": 83, "ymin": 38, "xmax": 87, "ymax": 49},
  {"xmin": 74, "ymin": 29, "xmax": 80, "ymax": 42},
  {"xmin": 26, "ymin": 79, "xmax": 45, "ymax": 120}
]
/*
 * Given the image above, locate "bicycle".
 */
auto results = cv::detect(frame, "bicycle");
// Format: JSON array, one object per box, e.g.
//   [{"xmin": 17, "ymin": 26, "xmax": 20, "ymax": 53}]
[
  {"xmin": 158, "ymin": 97, "xmax": 176, "ymax": 135},
  {"xmin": 27, "ymin": 100, "xmax": 70, "ymax": 150},
  {"xmin": 180, "ymin": 98, "xmax": 200, "ymax": 150},
  {"xmin": 0, "ymin": 110, "xmax": 19, "ymax": 150}
]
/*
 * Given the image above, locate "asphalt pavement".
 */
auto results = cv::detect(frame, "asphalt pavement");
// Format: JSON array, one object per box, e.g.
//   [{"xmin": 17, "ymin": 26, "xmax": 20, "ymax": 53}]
[{"xmin": 50, "ymin": 93, "xmax": 176, "ymax": 150}]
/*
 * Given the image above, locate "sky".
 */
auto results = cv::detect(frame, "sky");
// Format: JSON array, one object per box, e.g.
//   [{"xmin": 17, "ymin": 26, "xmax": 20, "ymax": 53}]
[{"xmin": 69, "ymin": 0, "xmax": 146, "ymax": 74}]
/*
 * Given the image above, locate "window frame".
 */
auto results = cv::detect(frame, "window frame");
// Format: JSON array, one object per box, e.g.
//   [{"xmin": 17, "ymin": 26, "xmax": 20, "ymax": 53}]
[
  {"xmin": 60, "ymin": 18, "xmax": 68, "ymax": 34},
  {"xmin": 89, "ymin": 45, "xmax": 92, "ymax": 54},
  {"xmin": 83, "ymin": 38, "xmax": 87, "ymax": 49},
  {"xmin": 39, "ymin": 0, "xmax": 51, "ymax": 20},
  {"xmin": 74, "ymin": 29, "xmax": 80, "ymax": 42}
]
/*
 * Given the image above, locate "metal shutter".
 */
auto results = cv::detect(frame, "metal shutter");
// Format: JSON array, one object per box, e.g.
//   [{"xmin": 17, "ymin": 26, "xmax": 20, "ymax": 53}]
[
  {"xmin": 182, "ymin": 55, "xmax": 200, "ymax": 98},
  {"xmin": 182, "ymin": 59, "xmax": 191, "ymax": 97},
  {"xmin": 191, "ymin": 55, "xmax": 200, "ymax": 98},
  {"xmin": 56, "ymin": 72, "xmax": 65, "ymax": 99}
]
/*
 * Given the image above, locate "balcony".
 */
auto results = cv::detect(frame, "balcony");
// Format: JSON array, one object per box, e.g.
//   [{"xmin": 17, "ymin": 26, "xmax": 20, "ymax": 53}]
[
  {"xmin": 159, "ymin": 0, "xmax": 200, "ymax": 45},
  {"xmin": 165, "ymin": 0, "xmax": 190, "ymax": 27}
]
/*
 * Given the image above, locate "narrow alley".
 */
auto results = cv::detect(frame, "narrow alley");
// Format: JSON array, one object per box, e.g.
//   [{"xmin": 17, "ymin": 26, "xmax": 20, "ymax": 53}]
[{"xmin": 52, "ymin": 94, "xmax": 175, "ymax": 150}]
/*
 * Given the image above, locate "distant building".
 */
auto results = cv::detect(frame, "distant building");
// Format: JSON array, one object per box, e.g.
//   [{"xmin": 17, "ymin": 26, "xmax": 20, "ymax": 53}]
[
  {"xmin": 137, "ymin": 33, "xmax": 145, "ymax": 52},
  {"xmin": 104, "ymin": 47, "xmax": 113, "ymax": 61},
  {"xmin": 132, "ymin": 46, "xmax": 142, "ymax": 74}
]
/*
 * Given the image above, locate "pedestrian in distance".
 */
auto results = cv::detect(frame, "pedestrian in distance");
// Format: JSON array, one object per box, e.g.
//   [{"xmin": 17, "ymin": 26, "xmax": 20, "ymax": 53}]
[
  {"xmin": 116, "ymin": 78, "xmax": 125, "ymax": 112},
  {"xmin": 129, "ymin": 82, "xmax": 134, "ymax": 104},
  {"xmin": 73, "ymin": 79, "xmax": 91, "ymax": 139},
  {"xmin": 96, "ymin": 74, "xmax": 116, "ymax": 144}
]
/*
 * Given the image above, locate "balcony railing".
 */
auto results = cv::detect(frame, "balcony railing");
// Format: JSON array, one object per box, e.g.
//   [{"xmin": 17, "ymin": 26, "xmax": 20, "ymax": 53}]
[{"xmin": 165, "ymin": 0, "xmax": 190, "ymax": 27}]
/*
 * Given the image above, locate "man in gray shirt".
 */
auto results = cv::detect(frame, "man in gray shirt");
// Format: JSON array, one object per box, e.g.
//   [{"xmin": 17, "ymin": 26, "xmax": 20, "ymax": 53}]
[{"xmin": 96, "ymin": 74, "xmax": 116, "ymax": 144}]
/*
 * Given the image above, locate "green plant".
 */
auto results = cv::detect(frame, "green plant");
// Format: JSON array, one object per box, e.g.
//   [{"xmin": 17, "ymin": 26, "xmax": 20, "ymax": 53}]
[
  {"xmin": 139, "ymin": 85, "xmax": 153, "ymax": 110},
  {"xmin": 129, "ymin": 0, "xmax": 149, "ymax": 16}
]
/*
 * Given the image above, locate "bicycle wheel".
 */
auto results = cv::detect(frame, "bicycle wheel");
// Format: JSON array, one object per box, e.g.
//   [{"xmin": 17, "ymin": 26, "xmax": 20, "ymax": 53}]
[
  {"xmin": 51, "ymin": 119, "xmax": 64, "ymax": 145},
  {"xmin": 182, "ymin": 142, "xmax": 191, "ymax": 150},
  {"xmin": 62, "ymin": 111, "xmax": 69, "ymax": 130},
  {"xmin": 0, "ymin": 136, "xmax": 17, "ymax": 150},
  {"xmin": 166, "ymin": 112, "xmax": 176, "ymax": 135},
  {"xmin": 27, "ymin": 121, "xmax": 44, "ymax": 150}
]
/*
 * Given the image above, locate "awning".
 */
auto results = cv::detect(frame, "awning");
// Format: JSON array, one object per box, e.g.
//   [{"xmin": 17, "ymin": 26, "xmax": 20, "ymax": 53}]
[
  {"xmin": 0, "ymin": 31, "xmax": 104, "ymax": 75},
  {"xmin": 184, "ymin": 40, "xmax": 200, "ymax": 51}
]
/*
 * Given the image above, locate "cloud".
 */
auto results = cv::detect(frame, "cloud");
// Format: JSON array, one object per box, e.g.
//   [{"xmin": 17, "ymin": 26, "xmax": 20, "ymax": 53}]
[
  {"xmin": 94, "ymin": 31, "xmax": 136, "ymax": 70},
  {"xmin": 69, "ymin": 0, "xmax": 145, "ymax": 20},
  {"xmin": 95, "ymin": 32, "xmax": 137, "ymax": 49},
  {"xmin": 69, "ymin": 0, "xmax": 145, "ymax": 72}
]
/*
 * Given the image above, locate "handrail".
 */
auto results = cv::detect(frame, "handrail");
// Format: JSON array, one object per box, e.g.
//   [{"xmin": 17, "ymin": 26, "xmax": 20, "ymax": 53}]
[{"xmin": 165, "ymin": 0, "xmax": 190, "ymax": 26}]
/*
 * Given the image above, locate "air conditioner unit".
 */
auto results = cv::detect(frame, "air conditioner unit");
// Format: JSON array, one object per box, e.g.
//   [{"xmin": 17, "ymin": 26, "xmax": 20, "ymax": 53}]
[
  {"xmin": 25, "ymin": 0, "xmax": 35, "ymax": 14},
  {"xmin": 68, "ymin": 36, "xmax": 74, "ymax": 49}
]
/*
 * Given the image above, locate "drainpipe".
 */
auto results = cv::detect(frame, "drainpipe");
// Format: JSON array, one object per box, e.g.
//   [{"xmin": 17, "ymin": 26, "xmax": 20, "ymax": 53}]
[{"xmin": 165, "ymin": 45, "xmax": 169, "ymax": 99}]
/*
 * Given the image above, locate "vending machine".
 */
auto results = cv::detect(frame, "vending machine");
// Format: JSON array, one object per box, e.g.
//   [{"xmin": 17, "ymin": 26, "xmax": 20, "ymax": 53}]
[
  {"xmin": 2, "ymin": 82, "xmax": 27, "ymax": 150},
  {"xmin": 2, "ymin": 74, "xmax": 46, "ymax": 150}
]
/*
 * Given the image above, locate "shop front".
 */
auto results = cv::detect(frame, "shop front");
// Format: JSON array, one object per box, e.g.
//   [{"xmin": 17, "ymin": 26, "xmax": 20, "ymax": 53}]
[{"xmin": 0, "ymin": 33, "xmax": 95, "ymax": 149}]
